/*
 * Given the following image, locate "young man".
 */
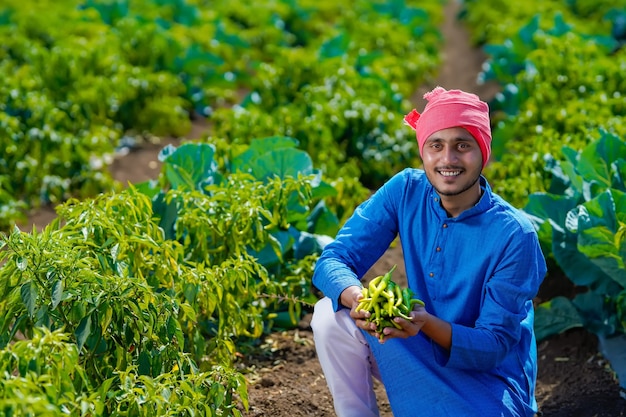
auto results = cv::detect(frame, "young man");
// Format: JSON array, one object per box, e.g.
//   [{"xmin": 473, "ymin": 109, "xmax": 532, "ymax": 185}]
[{"xmin": 310, "ymin": 87, "xmax": 547, "ymax": 417}]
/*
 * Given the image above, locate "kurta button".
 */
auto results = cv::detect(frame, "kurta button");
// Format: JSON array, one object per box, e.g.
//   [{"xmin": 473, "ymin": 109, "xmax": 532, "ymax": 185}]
[
  {"xmin": 436, "ymin": 247, "xmax": 441, "ymax": 252},
  {"xmin": 429, "ymin": 272, "xmax": 434, "ymax": 277},
  {"xmin": 443, "ymin": 224, "xmax": 448, "ymax": 228}
]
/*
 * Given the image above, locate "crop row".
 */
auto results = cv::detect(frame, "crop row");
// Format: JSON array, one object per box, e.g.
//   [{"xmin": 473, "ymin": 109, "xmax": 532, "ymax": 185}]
[
  {"xmin": 0, "ymin": 0, "xmax": 444, "ymax": 414},
  {"xmin": 0, "ymin": 0, "xmax": 443, "ymax": 230},
  {"xmin": 460, "ymin": 0, "xmax": 626, "ymax": 341}
]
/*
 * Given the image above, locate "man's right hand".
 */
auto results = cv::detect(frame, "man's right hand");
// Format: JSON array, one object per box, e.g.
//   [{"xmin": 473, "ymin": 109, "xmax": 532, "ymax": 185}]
[
  {"xmin": 340, "ymin": 285, "xmax": 378, "ymax": 334},
  {"xmin": 340, "ymin": 285, "xmax": 364, "ymax": 311}
]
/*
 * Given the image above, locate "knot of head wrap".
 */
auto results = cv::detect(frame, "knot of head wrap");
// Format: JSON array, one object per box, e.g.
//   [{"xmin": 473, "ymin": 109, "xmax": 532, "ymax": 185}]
[{"xmin": 403, "ymin": 86, "xmax": 492, "ymax": 168}]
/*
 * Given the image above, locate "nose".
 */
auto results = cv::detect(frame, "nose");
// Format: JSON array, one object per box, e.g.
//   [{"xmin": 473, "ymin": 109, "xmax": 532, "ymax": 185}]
[{"xmin": 441, "ymin": 146, "xmax": 459, "ymax": 164}]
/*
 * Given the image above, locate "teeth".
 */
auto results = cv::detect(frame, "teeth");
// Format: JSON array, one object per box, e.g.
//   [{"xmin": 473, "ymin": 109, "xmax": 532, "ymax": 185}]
[{"xmin": 440, "ymin": 171, "xmax": 461, "ymax": 177}]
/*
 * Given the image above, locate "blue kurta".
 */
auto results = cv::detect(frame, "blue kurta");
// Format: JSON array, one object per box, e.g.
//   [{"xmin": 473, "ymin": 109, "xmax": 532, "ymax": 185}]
[{"xmin": 312, "ymin": 168, "xmax": 547, "ymax": 417}]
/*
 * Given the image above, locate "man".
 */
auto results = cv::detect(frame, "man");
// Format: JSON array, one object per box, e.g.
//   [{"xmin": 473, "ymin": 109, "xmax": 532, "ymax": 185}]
[{"xmin": 310, "ymin": 87, "xmax": 547, "ymax": 417}]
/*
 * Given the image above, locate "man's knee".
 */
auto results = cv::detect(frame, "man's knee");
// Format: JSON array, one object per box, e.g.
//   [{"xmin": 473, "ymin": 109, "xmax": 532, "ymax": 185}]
[
  {"xmin": 311, "ymin": 296, "xmax": 335, "ymax": 334},
  {"xmin": 312, "ymin": 296, "xmax": 361, "ymax": 345}
]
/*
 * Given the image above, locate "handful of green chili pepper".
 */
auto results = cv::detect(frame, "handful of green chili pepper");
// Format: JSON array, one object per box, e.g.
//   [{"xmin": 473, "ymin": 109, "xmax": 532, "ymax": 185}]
[{"xmin": 355, "ymin": 265, "xmax": 425, "ymax": 340}]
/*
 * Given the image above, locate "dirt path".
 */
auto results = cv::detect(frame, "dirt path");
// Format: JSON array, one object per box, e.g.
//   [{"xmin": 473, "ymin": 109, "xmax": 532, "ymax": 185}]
[{"xmin": 410, "ymin": 1, "xmax": 500, "ymax": 107}]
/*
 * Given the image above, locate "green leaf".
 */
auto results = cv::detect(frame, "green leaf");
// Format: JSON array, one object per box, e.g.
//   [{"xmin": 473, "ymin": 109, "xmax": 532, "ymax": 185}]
[
  {"xmin": 534, "ymin": 296, "xmax": 583, "ymax": 342},
  {"xmin": 100, "ymin": 302, "xmax": 113, "ymax": 332},
  {"xmin": 214, "ymin": 23, "xmax": 248, "ymax": 48},
  {"xmin": 231, "ymin": 136, "xmax": 299, "ymax": 173},
  {"xmin": 552, "ymin": 225, "xmax": 610, "ymax": 288},
  {"xmin": 174, "ymin": 45, "xmax": 224, "ymax": 74},
  {"xmin": 319, "ymin": 33, "xmax": 349, "ymax": 59},
  {"xmin": 577, "ymin": 132, "xmax": 626, "ymax": 193},
  {"xmin": 0, "ymin": 8, "xmax": 13, "ymax": 25},
  {"xmin": 524, "ymin": 192, "xmax": 578, "ymax": 234},
  {"xmin": 615, "ymin": 159, "xmax": 626, "ymax": 192},
  {"xmin": 517, "ymin": 15, "xmax": 540, "ymax": 48},
  {"xmin": 546, "ymin": 13, "xmax": 572, "ymax": 37},
  {"xmin": 309, "ymin": 171, "xmax": 337, "ymax": 200},
  {"xmin": 16, "ymin": 256, "xmax": 27, "ymax": 271},
  {"xmin": 160, "ymin": 143, "xmax": 219, "ymax": 191},
  {"xmin": 572, "ymin": 292, "xmax": 617, "ymax": 336},
  {"xmin": 179, "ymin": 302, "xmax": 197, "ymax": 322},
  {"xmin": 371, "ymin": 0, "xmax": 429, "ymax": 23},
  {"xmin": 576, "ymin": 190, "xmax": 626, "ymax": 288},
  {"xmin": 183, "ymin": 282, "xmax": 199, "ymax": 304},
  {"xmin": 75, "ymin": 315, "xmax": 92, "ymax": 351},
  {"xmin": 138, "ymin": 351, "xmax": 151, "ymax": 376},
  {"xmin": 248, "ymin": 148, "xmax": 313, "ymax": 182},
  {"xmin": 248, "ymin": 230, "xmax": 292, "ymax": 267},
  {"xmin": 151, "ymin": 0, "xmax": 199, "ymax": 27},
  {"xmin": 166, "ymin": 315, "xmax": 178, "ymax": 340},
  {"xmin": 135, "ymin": 179, "xmax": 161, "ymax": 199},
  {"xmin": 82, "ymin": 0, "xmax": 130, "ymax": 25},
  {"xmin": 20, "ymin": 281, "xmax": 37, "ymax": 317},
  {"xmin": 292, "ymin": 231, "xmax": 332, "ymax": 260},
  {"xmin": 98, "ymin": 378, "xmax": 115, "ymax": 401},
  {"xmin": 307, "ymin": 200, "xmax": 339, "ymax": 236},
  {"xmin": 51, "ymin": 279, "xmax": 63, "ymax": 310},
  {"xmin": 152, "ymin": 191, "xmax": 179, "ymax": 241}
]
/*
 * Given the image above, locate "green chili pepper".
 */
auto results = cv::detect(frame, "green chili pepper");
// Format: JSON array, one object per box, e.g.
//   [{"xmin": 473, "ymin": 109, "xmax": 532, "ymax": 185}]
[{"xmin": 357, "ymin": 265, "xmax": 425, "ymax": 335}]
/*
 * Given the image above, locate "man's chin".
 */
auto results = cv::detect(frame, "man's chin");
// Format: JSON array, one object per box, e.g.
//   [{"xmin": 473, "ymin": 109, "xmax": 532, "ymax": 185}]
[
  {"xmin": 434, "ymin": 178, "xmax": 478, "ymax": 197},
  {"xmin": 435, "ymin": 187, "xmax": 464, "ymax": 197},
  {"xmin": 432, "ymin": 178, "xmax": 463, "ymax": 195}
]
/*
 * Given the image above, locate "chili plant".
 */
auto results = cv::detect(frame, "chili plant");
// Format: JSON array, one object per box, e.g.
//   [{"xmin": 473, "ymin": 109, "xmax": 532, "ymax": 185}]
[
  {"xmin": 0, "ymin": 194, "xmax": 250, "ymax": 414},
  {"xmin": 139, "ymin": 137, "xmax": 340, "ymax": 328}
]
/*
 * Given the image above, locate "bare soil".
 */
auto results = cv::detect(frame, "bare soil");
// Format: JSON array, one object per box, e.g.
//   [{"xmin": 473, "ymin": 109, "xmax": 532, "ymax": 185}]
[{"xmin": 21, "ymin": 1, "xmax": 626, "ymax": 416}]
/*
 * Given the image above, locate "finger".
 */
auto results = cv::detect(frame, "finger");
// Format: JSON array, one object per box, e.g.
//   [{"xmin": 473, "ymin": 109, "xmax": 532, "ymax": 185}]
[
  {"xmin": 351, "ymin": 309, "xmax": 370, "ymax": 320},
  {"xmin": 355, "ymin": 318, "xmax": 376, "ymax": 332},
  {"xmin": 375, "ymin": 326, "xmax": 405, "ymax": 343},
  {"xmin": 411, "ymin": 305, "xmax": 427, "ymax": 314},
  {"xmin": 387, "ymin": 318, "xmax": 420, "ymax": 337}
]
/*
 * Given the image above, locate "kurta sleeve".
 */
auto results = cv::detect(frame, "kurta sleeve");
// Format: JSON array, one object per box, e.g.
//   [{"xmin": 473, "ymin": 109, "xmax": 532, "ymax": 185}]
[{"xmin": 312, "ymin": 171, "xmax": 408, "ymax": 311}]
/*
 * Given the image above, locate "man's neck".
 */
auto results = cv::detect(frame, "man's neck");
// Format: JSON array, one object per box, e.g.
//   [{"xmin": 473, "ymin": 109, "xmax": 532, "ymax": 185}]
[{"xmin": 440, "ymin": 185, "xmax": 483, "ymax": 218}]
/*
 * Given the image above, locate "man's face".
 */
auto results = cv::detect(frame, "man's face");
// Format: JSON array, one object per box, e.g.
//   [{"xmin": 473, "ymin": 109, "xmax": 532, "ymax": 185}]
[{"xmin": 421, "ymin": 127, "xmax": 483, "ymax": 198}]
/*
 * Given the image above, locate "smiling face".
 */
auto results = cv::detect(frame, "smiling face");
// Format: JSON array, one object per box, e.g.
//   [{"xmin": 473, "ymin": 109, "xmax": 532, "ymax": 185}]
[{"xmin": 421, "ymin": 126, "xmax": 483, "ymax": 216}]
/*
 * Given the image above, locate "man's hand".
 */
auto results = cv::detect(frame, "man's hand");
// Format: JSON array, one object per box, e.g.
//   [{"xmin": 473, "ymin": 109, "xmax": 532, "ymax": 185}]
[
  {"xmin": 340, "ymin": 286, "xmax": 378, "ymax": 335},
  {"xmin": 385, "ymin": 307, "xmax": 452, "ymax": 350},
  {"xmin": 376, "ymin": 306, "xmax": 428, "ymax": 342},
  {"xmin": 341, "ymin": 285, "xmax": 427, "ymax": 341},
  {"xmin": 340, "ymin": 285, "xmax": 451, "ymax": 348}
]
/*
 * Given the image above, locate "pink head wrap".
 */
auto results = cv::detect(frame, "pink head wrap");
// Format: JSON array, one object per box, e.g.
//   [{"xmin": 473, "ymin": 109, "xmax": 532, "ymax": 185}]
[{"xmin": 403, "ymin": 86, "xmax": 492, "ymax": 168}]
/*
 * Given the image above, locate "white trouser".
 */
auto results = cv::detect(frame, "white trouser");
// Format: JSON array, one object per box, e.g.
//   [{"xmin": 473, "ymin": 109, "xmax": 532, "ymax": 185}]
[{"xmin": 310, "ymin": 297, "xmax": 382, "ymax": 417}]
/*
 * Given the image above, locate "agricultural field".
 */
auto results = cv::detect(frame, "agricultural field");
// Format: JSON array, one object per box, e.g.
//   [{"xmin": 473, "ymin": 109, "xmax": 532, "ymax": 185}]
[{"xmin": 2, "ymin": 0, "xmax": 626, "ymax": 416}]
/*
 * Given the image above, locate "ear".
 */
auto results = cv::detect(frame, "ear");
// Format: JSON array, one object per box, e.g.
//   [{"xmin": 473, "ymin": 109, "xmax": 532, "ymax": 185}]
[{"xmin": 403, "ymin": 109, "xmax": 420, "ymax": 130}]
